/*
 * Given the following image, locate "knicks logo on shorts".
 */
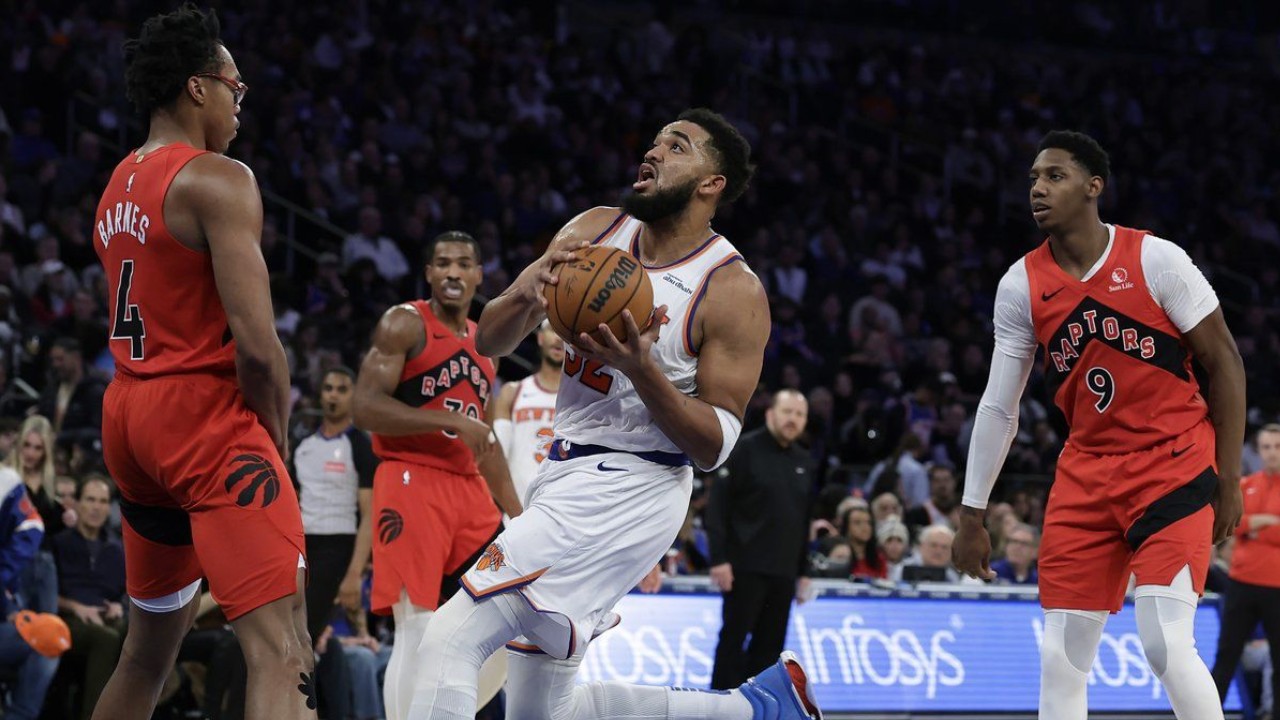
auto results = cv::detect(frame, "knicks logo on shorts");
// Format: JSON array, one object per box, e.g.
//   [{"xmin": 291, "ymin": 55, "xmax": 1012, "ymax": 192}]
[
  {"xmin": 224, "ymin": 454, "xmax": 281, "ymax": 508},
  {"xmin": 475, "ymin": 543, "xmax": 505, "ymax": 572},
  {"xmin": 377, "ymin": 509, "xmax": 404, "ymax": 545}
]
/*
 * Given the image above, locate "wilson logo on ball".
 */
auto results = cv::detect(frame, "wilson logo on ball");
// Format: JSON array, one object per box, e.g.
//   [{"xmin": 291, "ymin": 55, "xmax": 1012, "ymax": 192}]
[
  {"xmin": 224, "ymin": 454, "xmax": 280, "ymax": 508},
  {"xmin": 378, "ymin": 509, "xmax": 404, "ymax": 545},
  {"xmin": 587, "ymin": 255, "xmax": 639, "ymax": 313}
]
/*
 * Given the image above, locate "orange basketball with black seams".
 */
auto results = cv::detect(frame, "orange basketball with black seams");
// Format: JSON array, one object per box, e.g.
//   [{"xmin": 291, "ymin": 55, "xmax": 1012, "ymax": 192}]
[{"xmin": 544, "ymin": 246, "xmax": 654, "ymax": 344}]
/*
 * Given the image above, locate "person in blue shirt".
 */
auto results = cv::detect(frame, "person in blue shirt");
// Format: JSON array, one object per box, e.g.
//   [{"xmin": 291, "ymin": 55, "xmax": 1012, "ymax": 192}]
[{"xmin": 991, "ymin": 522, "xmax": 1039, "ymax": 586}]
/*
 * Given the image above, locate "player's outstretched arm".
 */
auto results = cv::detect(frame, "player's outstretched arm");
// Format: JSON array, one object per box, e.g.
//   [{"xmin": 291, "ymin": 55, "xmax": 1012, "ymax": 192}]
[
  {"xmin": 187, "ymin": 156, "xmax": 290, "ymax": 453},
  {"xmin": 953, "ymin": 349, "xmax": 1034, "ymax": 581},
  {"xmin": 352, "ymin": 305, "xmax": 495, "ymax": 457},
  {"xmin": 1184, "ymin": 307, "xmax": 1246, "ymax": 543},
  {"xmin": 579, "ymin": 262, "xmax": 769, "ymax": 471},
  {"xmin": 474, "ymin": 207, "xmax": 613, "ymax": 357}
]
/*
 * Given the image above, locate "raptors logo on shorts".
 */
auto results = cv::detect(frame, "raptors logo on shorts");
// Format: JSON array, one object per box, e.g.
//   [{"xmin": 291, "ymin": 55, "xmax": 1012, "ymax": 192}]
[
  {"xmin": 224, "ymin": 454, "xmax": 281, "ymax": 508},
  {"xmin": 475, "ymin": 543, "xmax": 505, "ymax": 572},
  {"xmin": 377, "ymin": 508, "xmax": 404, "ymax": 545}
]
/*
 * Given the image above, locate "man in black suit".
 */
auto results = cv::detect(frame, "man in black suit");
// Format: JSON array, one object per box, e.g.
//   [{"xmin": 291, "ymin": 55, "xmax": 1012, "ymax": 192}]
[{"xmin": 706, "ymin": 389, "xmax": 815, "ymax": 689}]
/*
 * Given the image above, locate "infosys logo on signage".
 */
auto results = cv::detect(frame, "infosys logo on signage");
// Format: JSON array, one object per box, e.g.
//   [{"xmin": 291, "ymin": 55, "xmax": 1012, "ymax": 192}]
[{"xmin": 578, "ymin": 591, "xmax": 1242, "ymax": 714}]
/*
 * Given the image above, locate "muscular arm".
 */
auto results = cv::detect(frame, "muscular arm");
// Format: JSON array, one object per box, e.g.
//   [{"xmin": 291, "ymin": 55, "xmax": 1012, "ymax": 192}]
[
  {"xmin": 352, "ymin": 305, "xmax": 470, "ymax": 436},
  {"xmin": 475, "ymin": 207, "xmax": 617, "ymax": 357},
  {"xmin": 477, "ymin": 437, "xmax": 522, "ymax": 518},
  {"xmin": 188, "ymin": 157, "xmax": 291, "ymax": 450},
  {"xmin": 1184, "ymin": 308, "xmax": 1246, "ymax": 542},
  {"xmin": 623, "ymin": 264, "xmax": 769, "ymax": 471},
  {"xmin": 1184, "ymin": 308, "xmax": 1246, "ymax": 484}
]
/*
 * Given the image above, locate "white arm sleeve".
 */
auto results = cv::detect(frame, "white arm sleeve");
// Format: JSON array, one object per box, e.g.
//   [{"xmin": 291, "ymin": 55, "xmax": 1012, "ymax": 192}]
[
  {"xmin": 1141, "ymin": 235, "xmax": 1220, "ymax": 333},
  {"xmin": 962, "ymin": 261, "xmax": 1037, "ymax": 509},
  {"xmin": 962, "ymin": 349, "xmax": 1035, "ymax": 509}
]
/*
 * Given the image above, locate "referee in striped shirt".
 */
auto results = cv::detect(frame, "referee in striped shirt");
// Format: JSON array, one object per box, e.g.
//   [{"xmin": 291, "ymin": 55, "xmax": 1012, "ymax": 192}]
[{"xmin": 293, "ymin": 366, "xmax": 379, "ymax": 640}]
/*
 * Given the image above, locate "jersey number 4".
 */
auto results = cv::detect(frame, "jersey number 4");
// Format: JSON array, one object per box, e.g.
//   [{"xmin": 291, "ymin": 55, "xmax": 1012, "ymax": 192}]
[
  {"xmin": 111, "ymin": 260, "xmax": 146, "ymax": 360},
  {"xmin": 563, "ymin": 350, "xmax": 614, "ymax": 394}
]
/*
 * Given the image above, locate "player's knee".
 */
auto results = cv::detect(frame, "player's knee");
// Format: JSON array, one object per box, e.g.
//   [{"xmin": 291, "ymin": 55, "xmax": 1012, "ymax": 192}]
[
  {"xmin": 240, "ymin": 627, "xmax": 313, "ymax": 675},
  {"xmin": 116, "ymin": 640, "xmax": 174, "ymax": 680},
  {"xmin": 1040, "ymin": 621, "xmax": 1096, "ymax": 686},
  {"xmin": 1139, "ymin": 617, "xmax": 1196, "ymax": 678}
]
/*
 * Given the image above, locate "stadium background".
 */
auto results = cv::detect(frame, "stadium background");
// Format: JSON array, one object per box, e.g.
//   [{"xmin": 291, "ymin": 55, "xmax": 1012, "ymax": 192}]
[{"xmin": 2, "ymin": 0, "xmax": 1280, "ymax": 717}]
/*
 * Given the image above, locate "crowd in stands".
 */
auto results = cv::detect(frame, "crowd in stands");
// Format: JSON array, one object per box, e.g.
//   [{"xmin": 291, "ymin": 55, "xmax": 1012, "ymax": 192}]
[{"xmin": 1, "ymin": 0, "xmax": 1279, "ymax": 716}]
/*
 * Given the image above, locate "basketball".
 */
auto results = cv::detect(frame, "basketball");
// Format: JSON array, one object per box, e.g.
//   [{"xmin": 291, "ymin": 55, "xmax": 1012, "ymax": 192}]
[{"xmin": 544, "ymin": 246, "xmax": 654, "ymax": 344}]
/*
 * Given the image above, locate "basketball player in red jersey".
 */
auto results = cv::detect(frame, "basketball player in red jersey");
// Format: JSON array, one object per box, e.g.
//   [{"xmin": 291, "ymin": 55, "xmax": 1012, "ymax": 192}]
[
  {"xmin": 352, "ymin": 230, "xmax": 522, "ymax": 720},
  {"xmin": 89, "ymin": 6, "xmax": 313, "ymax": 720},
  {"xmin": 954, "ymin": 131, "xmax": 1245, "ymax": 719}
]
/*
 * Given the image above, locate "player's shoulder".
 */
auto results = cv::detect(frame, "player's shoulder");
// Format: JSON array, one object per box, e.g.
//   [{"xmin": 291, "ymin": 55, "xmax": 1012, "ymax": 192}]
[
  {"xmin": 1138, "ymin": 232, "xmax": 1192, "ymax": 262},
  {"xmin": 177, "ymin": 153, "xmax": 257, "ymax": 192},
  {"xmin": 551, "ymin": 206, "xmax": 625, "ymax": 249},
  {"xmin": 996, "ymin": 257, "xmax": 1030, "ymax": 294}
]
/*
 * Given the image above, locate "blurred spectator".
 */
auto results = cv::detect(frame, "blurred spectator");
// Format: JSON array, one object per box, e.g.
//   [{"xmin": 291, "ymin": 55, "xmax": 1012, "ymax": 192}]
[
  {"xmin": 8, "ymin": 415, "xmax": 63, "ymax": 547},
  {"xmin": 811, "ymin": 536, "xmax": 852, "ymax": 579},
  {"xmin": 707, "ymin": 389, "xmax": 814, "ymax": 690},
  {"xmin": 904, "ymin": 465, "xmax": 960, "ymax": 530},
  {"xmin": 0, "ymin": 466, "xmax": 57, "ymax": 720},
  {"xmin": 35, "ymin": 337, "xmax": 104, "ymax": 444},
  {"xmin": 52, "ymin": 476, "xmax": 125, "ymax": 720},
  {"xmin": 990, "ymin": 523, "xmax": 1039, "ymax": 585},
  {"xmin": 870, "ymin": 491, "xmax": 903, "ymax": 524},
  {"xmin": 839, "ymin": 504, "xmax": 886, "ymax": 580},
  {"xmin": 342, "ymin": 206, "xmax": 409, "ymax": 284},
  {"xmin": 865, "ymin": 432, "xmax": 928, "ymax": 508},
  {"xmin": 877, "ymin": 517, "xmax": 910, "ymax": 578},
  {"xmin": 893, "ymin": 524, "xmax": 962, "ymax": 584}
]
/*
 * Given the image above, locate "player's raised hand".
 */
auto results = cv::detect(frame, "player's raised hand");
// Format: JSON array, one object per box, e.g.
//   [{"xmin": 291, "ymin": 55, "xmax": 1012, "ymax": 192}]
[
  {"xmin": 953, "ymin": 508, "xmax": 997, "ymax": 581},
  {"xmin": 576, "ymin": 306, "xmax": 667, "ymax": 376},
  {"xmin": 516, "ymin": 238, "xmax": 589, "ymax": 309},
  {"xmin": 1212, "ymin": 478, "xmax": 1244, "ymax": 544}
]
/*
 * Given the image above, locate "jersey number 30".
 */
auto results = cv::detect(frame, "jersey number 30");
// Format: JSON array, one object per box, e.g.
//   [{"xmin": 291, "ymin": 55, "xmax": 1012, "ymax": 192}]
[
  {"xmin": 111, "ymin": 260, "xmax": 146, "ymax": 360},
  {"xmin": 1085, "ymin": 366, "xmax": 1114, "ymax": 413}
]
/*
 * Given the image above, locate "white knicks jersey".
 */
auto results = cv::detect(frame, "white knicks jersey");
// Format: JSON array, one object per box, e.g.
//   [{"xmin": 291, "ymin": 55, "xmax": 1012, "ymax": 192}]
[
  {"xmin": 553, "ymin": 212, "xmax": 746, "ymax": 455},
  {"xmin": 506, "ymin": 375, "xmax": 557, "ymax": 499}
]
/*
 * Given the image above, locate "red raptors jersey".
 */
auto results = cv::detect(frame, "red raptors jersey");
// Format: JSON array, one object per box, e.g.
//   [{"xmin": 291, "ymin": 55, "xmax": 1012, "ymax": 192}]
[
  {"xmin": 94, "ymin": 144, "xmax": 236, "ymax": 379},
  {"xmin": 1026, "ymin": 225, "xmax": 1208, "ymax": 454},
  {"xmin": 372, "ymin": 301, "xmax": 495, "ymax": 475}
]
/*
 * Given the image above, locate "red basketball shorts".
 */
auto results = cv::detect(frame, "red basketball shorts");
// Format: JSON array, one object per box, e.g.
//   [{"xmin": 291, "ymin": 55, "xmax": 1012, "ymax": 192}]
[
  {"xmin": 1039, "ymin": 420, "xmax": 1217, "ymax": 612},
  {"xmin": 102, "ymin": 373, "xmax": 305, "ymax": 621},
  {"xmin": 370, "ymin": 460, "xmax": 501, "ymax": 615}
]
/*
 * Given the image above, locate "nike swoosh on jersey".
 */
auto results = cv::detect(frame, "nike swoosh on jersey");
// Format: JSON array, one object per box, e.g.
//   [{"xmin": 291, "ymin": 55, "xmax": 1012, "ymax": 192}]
[
  {"xmin": 597, "ymin": 461, "xmax": 627, "ymax": 472},
  {"xmin": 1171, "ymin": 443, "xmax": 1195, "ymax": 458},
  {"xmin": 1041, "ymin": 287, "xmax": 1065, "ymax": 301}
]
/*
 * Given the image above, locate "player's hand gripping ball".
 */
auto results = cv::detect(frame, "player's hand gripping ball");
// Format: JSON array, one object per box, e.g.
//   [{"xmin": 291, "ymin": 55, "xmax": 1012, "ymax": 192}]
[{"xmin": 544, "ymin": 246, "xmax": 654, "ymax": 345}]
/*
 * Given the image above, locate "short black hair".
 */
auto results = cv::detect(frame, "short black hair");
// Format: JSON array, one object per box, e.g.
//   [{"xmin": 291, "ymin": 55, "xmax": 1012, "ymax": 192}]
[
  {"xmin": 426, "ymin": 231, "xmax": 482, "ymax": 264},
  {"xmin": 322, "ymin": 366, "xmax": 356, "ymax": 382},
  {"xmin": 1037, "ymin": 130, "xmax": 1110, "ymax": 182},
  {"xmin": 52, "ymin": 337, "xmax": 81, "ymax": 355},
  {"xmin": 124, "ymin": 4, "xmax": 224, "ymax": 116},
  {"xmin": 677, "ymin": 108, "xmax": 756, "ymax": 204}
]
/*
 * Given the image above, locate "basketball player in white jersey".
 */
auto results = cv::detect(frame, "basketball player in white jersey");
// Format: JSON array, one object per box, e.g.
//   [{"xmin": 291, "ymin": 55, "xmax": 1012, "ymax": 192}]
[
  {"xmin": 492, "ymin": 321, "xmax": 562, "ymax": 506},
  {"xmin": 409, "ymin": 109, "xmax": 821, "ymax": 720}
]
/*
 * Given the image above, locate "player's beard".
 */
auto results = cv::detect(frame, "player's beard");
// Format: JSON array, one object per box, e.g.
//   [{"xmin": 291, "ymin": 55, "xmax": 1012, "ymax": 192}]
[{"xmin": 622, "ymin": 177, "xmax": 698, "ymax": 224}]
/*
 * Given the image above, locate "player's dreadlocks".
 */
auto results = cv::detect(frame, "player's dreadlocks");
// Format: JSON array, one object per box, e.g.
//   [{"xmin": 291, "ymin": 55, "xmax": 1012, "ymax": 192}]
[{"xmin": 124, "ymin": 3, "xmax": 223, "ymax": 116}]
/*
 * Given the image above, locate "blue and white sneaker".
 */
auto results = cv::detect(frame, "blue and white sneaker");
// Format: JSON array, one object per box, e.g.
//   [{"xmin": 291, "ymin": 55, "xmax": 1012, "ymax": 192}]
[{"xmin": 739, "ymin": 651, "xmax": 823, "ymax": 719}]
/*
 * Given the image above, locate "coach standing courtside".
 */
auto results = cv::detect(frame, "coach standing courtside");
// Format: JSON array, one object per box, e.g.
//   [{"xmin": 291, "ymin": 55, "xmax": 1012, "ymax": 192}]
[
  {"xmin": 1213, "ymin": 424, "xmax": 1280, "ymax": 713},
  {"xmin": 706, "ymin": 388, "xmax": 815, "ymax": 689}
]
